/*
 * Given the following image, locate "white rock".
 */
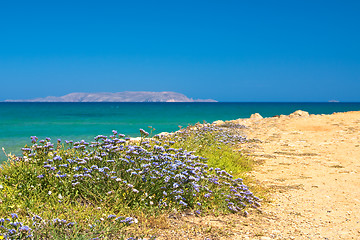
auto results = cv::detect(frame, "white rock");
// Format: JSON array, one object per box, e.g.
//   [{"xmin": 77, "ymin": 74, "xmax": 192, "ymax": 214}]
[
  {"xmin": 260, "ymin": 237, "xmax": 272, "ymax": 240},
  {"xmin": 289, "ymin": 110, "xmax": 310, "ymax": 117},
  {"xmin": 250, "ymin": 113, "xmax": 263, "ymax": 120},
  {"xmin": 213, "ymin": 120, "xmax": 225, "ymax": 125}
]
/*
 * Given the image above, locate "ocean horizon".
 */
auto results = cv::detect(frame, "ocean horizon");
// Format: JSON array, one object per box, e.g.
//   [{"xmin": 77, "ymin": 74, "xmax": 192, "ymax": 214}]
[{"xmin": 1, "ymin": 102, "xmax": 360, "ymax": 162}]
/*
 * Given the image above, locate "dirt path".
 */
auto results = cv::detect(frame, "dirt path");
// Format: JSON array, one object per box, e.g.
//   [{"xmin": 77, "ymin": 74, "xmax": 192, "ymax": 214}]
[{"xmin": 225, "ymin": 111, "xmax": 360, "ymax": 239}]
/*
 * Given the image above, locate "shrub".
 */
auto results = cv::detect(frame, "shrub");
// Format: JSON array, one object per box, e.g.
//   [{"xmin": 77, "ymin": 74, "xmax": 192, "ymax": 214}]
[{"xmin": 0, "ymin": 126, "xmax": 260, "ymax": 239}]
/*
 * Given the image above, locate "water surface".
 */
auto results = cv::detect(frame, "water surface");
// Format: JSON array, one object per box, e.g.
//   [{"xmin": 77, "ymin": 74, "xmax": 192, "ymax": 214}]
[{"xmin": 1, "ymin": 102, "xmax": 359, "ymax": 162}]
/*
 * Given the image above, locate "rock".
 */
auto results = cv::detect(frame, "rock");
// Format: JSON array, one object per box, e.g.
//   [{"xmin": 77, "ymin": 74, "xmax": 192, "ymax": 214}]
[
  {"xmin": 260, "ymin": 237, "xmax": 272, "ymax": 240},
  {"xmin": 250, "ymin": 113, "xmax": 263, "ymax": 120},
  {"xmin": 289, "ymin": 110, "xmax": 310, "ymax": 117},
  {"xmin": 129, "ymin": 137, "xmax": 142, "ymax": 142},
  {"xmin": 213, "ymin": 120, "xmax": 225, "ymax": 125}
]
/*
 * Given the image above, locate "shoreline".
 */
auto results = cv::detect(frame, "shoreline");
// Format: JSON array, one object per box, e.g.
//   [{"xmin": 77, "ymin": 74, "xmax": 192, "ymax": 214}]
[
  {"xmin": 1, "ymin": 110, "xmax": 360, "ymax": 239},
  {"xmin": 1, "ymin": 109, "xmax": 359, "ymax": 162}
]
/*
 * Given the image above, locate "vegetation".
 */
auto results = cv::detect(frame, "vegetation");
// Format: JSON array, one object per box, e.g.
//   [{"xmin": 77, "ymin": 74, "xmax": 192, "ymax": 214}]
[{"xmin": 0, "ymin": 123, "xmax": 260, "ymax": 239}]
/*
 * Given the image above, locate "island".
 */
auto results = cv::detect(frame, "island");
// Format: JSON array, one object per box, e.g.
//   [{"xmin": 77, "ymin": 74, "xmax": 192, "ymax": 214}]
[{"xmin": 5, "ymin": 91, "xmax": 217, "ymax": 102}]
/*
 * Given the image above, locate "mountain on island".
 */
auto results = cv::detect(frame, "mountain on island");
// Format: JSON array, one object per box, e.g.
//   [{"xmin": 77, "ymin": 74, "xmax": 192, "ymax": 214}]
[{"xmin": 5, "ymin": 91, "xmax": 217, "ymax": 103}]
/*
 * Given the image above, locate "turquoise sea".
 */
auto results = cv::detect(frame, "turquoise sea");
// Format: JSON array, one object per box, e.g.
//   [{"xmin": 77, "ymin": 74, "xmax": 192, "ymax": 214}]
[{"xmin": 1, "ymin": 102, "xmax": 359, "ymax": 162}]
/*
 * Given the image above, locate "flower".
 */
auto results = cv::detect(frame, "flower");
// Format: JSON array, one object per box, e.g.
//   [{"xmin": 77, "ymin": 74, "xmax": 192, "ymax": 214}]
[
  {"xmin": 32, "ymin": 215, "xmax": 42, "ymax": 221},
  {"xmin": 140, "ymin": 129, "xmax": 149, "ymax": 136},
  {"xmin": 31, "ymin": 136, "xmax": 38, "ymax": 143},
  {"xmin": 67, "ymin": 222, "xmax": 76, "ymax": 227},
  {"xmin": 132, "ymin": 189, "xmax": 139, "ymax": 193},
  {"xmin": 19, "ymin": 225, "xmax": 31, "ymax": 232}
]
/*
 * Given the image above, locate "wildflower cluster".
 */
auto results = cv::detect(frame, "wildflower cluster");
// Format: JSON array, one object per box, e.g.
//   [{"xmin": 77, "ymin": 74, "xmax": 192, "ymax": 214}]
[
  {"xmin": 0, "ymin": 213, "xmax": 32, "ymax": 239},
  {"xmin": 173, "ymin": 122, "xmax": 248, "ymax": 147},
  {"xmin": 0, "ymin": 126, "xmax": 259, "ymax": 238},
  {"xmin": 0, "ymin": 212, "xmax": 137, "ymax": 239},
  {"xmin": 165, "ymin": 122, "xmax": 252, "ymax": 176},
  {"xmin": 0, "ymin": 213, "xmax": 80, "ymax": 239}
]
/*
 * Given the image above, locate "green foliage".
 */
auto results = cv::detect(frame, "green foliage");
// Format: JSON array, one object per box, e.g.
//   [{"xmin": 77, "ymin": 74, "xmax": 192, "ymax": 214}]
[
  {"xmin": 171, "ymin": 123, "xmax": 252, "ymax": 177},
  {"xmin": 0, "ymin": 125, "xmax": 258, "ymax": 239}
]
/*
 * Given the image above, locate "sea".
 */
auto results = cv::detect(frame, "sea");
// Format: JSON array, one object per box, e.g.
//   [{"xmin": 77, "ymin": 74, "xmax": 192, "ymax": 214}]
[{"xmin": 1, "ymin": 102, "xmax": 359, "ymax": 163}]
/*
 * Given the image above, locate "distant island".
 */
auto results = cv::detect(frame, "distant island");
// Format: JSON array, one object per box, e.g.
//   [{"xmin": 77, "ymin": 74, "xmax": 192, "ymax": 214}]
[{"xmin": 5, "ymin": 91, "xmax": 217, "ymax": 103}]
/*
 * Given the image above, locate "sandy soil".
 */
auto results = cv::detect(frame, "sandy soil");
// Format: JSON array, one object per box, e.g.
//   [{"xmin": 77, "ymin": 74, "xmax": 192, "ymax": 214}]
[
  {"xmin": 156, "ymin": 111, "xmax": 360, "ymax": 240},
  {"xmin": 225, "ymin": 111, "xmax": 360, "ymax": 239}
]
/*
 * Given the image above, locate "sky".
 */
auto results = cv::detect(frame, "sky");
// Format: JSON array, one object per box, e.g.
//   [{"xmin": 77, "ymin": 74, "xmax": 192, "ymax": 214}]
[{"xmin": 0, "ymin": 0, "xmax": 359, "ymax": 102}]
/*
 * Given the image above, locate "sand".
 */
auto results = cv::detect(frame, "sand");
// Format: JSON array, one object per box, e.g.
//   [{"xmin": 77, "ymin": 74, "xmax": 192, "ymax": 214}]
[
  {"xmin": 156, "ymin": 110, "xmax": 360, "ymax": 239},
  {"xmin": 224, "ymin": 110, "xmax": 360, "ymax": 239}
]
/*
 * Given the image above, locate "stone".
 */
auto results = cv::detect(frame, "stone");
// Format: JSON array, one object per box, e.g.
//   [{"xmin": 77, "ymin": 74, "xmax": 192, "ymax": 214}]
[
  {"xmin": 250, "ymin": 113, "xmax": 263, "ymax": 120},
  {"xmin": 289, "ymin": 110, "xmax": 310, "ymax": 117},
  {"xmin": 213, "ymin": 120, "xmax": 225, "ymax": 125},
  {"xmin": 260, "ymin": 237, "xmax": 272, "ymax": 240}
]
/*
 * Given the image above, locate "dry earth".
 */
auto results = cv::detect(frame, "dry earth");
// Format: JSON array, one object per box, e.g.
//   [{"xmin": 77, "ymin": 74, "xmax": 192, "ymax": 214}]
[
  {"xmin": 156, "ymin": 111, "xmax": 360, "ymax": 240},
  {"xmin": 229, "ymin": 111, "xmax": 360, "ymax": 239}
]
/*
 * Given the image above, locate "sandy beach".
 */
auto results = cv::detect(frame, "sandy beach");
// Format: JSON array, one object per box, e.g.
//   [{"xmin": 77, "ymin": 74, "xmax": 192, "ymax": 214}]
[
  {"xmin": 2, "ymin": 110, "xmax": 359, "ymax": 239},
  {"xmin": 220, "ymin": 110, "xmax": 360, "ymax": 239}
]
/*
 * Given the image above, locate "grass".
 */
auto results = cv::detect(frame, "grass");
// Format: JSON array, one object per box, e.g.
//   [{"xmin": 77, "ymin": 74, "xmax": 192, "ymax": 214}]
[{"xmin": 0, "ymin": 123, "xmax": 260, "ymax": 239}]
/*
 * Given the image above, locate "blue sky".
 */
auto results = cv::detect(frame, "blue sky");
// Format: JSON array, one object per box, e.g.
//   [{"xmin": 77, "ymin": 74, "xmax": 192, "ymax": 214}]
[{"xmin": 0, "ymin": 0, "xmax": 359, "ymax": 102}]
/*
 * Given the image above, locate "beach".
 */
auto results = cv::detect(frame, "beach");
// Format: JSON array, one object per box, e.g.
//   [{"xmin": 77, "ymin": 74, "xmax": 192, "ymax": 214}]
[
  {"xmin": 171, "ymin": 110, "xmax": 360, "ymax": 239},
  {"xmin": 1, "ymin": 110, "xmax": 360, "ymax": 239},
  {"xmin": 2, "ymin": 1, "xmax": 359, "ymax": 238}
]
